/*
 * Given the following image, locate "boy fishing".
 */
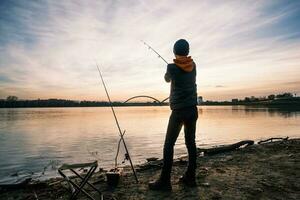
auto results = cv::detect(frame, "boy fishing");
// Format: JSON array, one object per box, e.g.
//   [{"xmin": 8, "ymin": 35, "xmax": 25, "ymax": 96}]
[{"xmin": 149, "ymin": 39, "xmax": 198, "ymax": 191}]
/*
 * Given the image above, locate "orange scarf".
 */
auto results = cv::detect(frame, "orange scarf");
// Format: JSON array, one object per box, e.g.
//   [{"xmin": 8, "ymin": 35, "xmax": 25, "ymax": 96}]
[{"xmin": 173, "ymin": 56, "xmax": 194, "ymax": 72}]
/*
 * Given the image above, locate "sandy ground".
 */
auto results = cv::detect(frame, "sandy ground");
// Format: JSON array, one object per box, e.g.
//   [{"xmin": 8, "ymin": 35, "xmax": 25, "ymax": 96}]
[{"xmin": 1, "ymin": 139, "xmax": 299, "ymax": 200}]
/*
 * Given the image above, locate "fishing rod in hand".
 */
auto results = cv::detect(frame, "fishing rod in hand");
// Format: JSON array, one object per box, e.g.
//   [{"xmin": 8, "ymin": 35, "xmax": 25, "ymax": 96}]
[
  {"xmin": 95, "ymin": 62, "xmax": 139, "ymax": 183},
  {"xmin": 141, "ymin": 40, "xmax": 169, "ymax": 64}
]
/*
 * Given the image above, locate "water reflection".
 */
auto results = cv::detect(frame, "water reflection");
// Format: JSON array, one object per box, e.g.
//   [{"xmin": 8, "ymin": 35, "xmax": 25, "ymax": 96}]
[{"xmin": 0, "ymin": 106, "xmax": 299, "ymax": 182}]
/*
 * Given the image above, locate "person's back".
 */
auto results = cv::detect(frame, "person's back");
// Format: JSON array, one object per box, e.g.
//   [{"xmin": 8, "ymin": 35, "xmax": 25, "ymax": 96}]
[
  {"xmin": 149, "ymin": 39, "xmax": 199, "ymax": 191},
  {"xmin": 166, "ymin": 59, "xmax": 197, "ymax": 110}
]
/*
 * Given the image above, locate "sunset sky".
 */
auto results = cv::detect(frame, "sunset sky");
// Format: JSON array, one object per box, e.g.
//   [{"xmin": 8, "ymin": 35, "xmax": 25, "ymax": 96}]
[{"xmin": 0, "ymin": 0, "xmax": 300, "ymax": 101}]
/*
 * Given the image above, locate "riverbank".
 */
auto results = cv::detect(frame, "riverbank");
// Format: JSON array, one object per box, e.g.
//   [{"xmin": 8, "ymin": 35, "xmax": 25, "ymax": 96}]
[{"xmin": 1, "ymin": 139, "xmax": 299, "ymax": 200}]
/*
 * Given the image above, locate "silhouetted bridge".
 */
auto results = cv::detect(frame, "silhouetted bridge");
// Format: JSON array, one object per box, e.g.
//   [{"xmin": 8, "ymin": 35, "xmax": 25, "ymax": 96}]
[{"xmin": 123, "ymin": 95, "xmax": 169, "ymax": 105}]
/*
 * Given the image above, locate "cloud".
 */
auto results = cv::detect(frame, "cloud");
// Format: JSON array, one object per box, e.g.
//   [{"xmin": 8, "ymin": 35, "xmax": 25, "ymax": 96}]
[{"xmin": 0, "ymin": 0, "xmax": 300, "ymax": 100}]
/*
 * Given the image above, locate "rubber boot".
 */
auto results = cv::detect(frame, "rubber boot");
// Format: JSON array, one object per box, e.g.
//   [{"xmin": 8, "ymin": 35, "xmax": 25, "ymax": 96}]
[
  {"xmin": 179, "ymin": 171, "xmax": 196, "ymax": 187},
  {"xmin": 148, "ymin": 177, "xmax": 172, "ymax": 191}
]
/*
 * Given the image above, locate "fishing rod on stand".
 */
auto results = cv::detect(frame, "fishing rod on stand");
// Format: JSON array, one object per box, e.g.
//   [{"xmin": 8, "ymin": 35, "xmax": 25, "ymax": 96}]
[{"xmin": 95, "ymin": 62, "xmax": 139, "ymax": 184}]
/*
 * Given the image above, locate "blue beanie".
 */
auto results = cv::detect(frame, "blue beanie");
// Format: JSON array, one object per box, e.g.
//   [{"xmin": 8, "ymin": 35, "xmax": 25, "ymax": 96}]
[{"xmin": 173, "ymin": 39, "xmax": 189, "ymax": 56}]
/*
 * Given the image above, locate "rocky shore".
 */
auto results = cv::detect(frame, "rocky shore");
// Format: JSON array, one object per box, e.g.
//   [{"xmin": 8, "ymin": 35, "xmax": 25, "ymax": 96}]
[{"xmin": 1, "ymin": 138, "xmax": 299, "ymax": 200}]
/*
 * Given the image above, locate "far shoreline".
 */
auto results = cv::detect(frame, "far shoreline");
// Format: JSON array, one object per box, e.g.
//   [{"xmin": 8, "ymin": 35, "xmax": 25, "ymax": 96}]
[
  {"xmin": 0, "ymin": 104, "xmax": 300, "ymax": 109},
  {"xmin": 1, "ymin": 93, "xmax": 299, "ymax": 108}
]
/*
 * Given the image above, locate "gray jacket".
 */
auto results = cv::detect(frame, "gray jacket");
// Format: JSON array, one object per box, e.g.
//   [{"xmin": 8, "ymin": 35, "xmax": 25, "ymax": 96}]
[{"xmin": 165, "ymin": 63, "xmax": 197, "ymax": 110}]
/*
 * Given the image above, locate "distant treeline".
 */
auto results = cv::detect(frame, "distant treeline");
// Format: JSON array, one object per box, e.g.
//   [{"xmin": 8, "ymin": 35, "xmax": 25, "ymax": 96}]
[
  {"xmin": 201, "ymin": 98, "xmax": 300, "ymax": 106},
  {"xmin": 1, "ymin": 93, "xmax": 299, "ymax": 108},
  {"xmin": 201, "ymin": 92, "xmax": 300, "ymax": 107},
  {"xmin": 0, "ymin": 97, "xmax": 168, "ymax": 108}
]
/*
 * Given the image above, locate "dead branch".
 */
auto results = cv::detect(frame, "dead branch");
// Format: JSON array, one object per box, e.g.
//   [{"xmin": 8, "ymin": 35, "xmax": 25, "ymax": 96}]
[
  {"xmin": 198, "ymin": 140, "xmax": 254, "ymax": 156},
  {"xmin": 258, "ymin": 137, "xmax": 289, "ymax": 144}
]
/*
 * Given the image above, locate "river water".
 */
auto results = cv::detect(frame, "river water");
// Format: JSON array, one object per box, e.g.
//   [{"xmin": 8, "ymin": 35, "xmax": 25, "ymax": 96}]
[{"xmin": 0, "ymin": 106, "xmax": 299, "ymax": 182}]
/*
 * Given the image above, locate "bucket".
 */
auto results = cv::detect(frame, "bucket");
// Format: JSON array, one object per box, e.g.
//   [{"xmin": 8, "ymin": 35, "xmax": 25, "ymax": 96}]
[{"xmin": 106, "ymin": 168, "xmax": 122, "ymax": 187}]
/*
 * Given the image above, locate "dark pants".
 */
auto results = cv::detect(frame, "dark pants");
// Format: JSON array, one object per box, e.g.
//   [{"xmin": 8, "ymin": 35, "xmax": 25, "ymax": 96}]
[{"xmin": 160, "ymin": 106, "xmax": 198, "ymax": 181}]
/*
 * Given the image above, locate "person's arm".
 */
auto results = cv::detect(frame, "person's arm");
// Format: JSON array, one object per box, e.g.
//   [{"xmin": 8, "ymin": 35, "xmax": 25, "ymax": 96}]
[{"xmin": 164, "ymin": 65, "xmax": 171, "ymax": 83}]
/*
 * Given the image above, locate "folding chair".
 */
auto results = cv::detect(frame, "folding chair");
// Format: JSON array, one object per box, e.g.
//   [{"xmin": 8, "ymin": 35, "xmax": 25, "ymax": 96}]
[{"xmin": 58, "ymin": 161, "xmax": 103, "ymax": 200}]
